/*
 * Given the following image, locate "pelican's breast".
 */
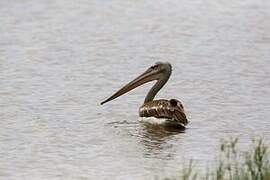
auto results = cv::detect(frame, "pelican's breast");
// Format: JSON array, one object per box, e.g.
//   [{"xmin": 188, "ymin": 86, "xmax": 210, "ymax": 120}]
[{"xmin": 139, "ymin": 99, "xmax": 188, "ymax": 126}]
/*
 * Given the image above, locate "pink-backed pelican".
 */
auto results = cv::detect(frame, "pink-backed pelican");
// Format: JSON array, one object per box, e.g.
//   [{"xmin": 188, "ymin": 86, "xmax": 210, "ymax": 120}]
[{"xmin": 101, "ymin": 62, "xmax": 188, "ymax": 127}]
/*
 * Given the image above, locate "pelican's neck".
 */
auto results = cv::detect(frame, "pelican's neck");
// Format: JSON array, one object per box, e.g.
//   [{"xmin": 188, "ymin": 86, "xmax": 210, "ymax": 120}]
[{"xmin": 144, "ymin": 71, "xmax": 171, "ymax": 103}]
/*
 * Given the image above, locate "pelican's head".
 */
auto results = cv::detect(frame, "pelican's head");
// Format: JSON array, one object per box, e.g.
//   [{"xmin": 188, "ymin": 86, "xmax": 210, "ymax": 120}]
[
  {"xmin": 146, "ymin": 62, "xmax": 172, "ymax": 79},
  {"xmin": 101, "ymin": 62, "xmax": 172, "ymax": 105}
]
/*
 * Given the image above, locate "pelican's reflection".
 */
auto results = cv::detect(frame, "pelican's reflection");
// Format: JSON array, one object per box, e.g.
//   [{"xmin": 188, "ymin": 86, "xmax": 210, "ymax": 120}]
[{"xmin": 139, "ymin": 122, "xmax": 186, "ymax": 159}]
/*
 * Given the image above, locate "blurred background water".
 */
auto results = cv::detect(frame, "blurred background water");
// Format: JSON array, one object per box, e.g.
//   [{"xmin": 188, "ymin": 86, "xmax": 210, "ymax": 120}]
[{"xmin": 0, "ymin": 0, "xmax": 270, "ymax": 179}]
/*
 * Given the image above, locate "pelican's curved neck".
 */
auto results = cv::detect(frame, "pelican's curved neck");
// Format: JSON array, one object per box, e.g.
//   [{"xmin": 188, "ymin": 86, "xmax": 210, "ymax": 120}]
[{"xmin": 144, "ymin": 70, "xmax": 171, "ymax": 103}]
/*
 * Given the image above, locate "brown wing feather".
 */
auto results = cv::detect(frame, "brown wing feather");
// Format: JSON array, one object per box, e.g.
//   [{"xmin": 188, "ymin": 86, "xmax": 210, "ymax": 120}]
[{"xmin": 139, "ymin": 99, "xmax": 188, "ymax": 125}]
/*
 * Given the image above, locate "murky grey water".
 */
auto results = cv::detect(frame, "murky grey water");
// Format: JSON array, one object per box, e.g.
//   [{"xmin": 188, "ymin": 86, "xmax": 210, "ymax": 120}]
[{"xmin": 1, "ymin": 0, "xmax": 270, "ymax": 179}]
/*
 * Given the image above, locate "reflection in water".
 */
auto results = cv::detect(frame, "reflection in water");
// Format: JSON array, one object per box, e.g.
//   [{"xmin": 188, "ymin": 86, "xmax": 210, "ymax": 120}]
[
  {"xmin": 106, "ymin": 119, "xmax": 185, "ymax": 160},
  {"xmin": 139, "ymin": 122, "xmax": 185, "ymax": 159}
]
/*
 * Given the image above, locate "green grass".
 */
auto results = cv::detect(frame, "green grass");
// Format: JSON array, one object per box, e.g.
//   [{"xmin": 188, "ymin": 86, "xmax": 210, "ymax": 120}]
[{"xmin": 165, "ymin": 138, "xmax": 270, "ymax": 180}]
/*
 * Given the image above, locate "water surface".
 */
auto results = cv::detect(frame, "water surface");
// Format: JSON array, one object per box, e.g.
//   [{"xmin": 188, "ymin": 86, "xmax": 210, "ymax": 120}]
[{"xmin": 1, "ymin": 0, "xmax": 270, "ymax": 179}]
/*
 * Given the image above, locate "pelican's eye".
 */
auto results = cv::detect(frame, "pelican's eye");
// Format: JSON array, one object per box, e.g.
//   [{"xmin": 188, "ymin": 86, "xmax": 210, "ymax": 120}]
[{"xmin": 151, "ymin": 65, "xmax": 158, "ymax": 70}]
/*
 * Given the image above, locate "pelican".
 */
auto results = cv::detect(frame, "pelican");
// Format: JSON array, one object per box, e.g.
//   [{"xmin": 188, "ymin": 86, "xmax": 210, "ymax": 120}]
[{"xmin": 101, "ymin": 62, "xmax": 188, "ymax": 127}]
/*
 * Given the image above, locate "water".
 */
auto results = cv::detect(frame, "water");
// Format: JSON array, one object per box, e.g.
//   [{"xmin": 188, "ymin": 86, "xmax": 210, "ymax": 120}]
[{"xmin": 1, "ymin": 0, "xmax": 270, "ymax": 179}]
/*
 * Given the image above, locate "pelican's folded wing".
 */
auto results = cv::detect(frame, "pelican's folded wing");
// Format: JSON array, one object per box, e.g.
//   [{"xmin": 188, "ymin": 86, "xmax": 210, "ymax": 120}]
[{"xmin": 139, "ymin": 99, "xmax": 188, "ymax": 125}]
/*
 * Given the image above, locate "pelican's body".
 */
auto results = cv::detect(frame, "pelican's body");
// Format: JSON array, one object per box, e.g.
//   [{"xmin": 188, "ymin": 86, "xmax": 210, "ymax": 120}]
[
  {"xmin": 101, "ymin": 62, "xmax": 188, "ymax": 127},
  {"xmin": 139, "ymin": 99, "xmax": 187, "ymax": 126}
]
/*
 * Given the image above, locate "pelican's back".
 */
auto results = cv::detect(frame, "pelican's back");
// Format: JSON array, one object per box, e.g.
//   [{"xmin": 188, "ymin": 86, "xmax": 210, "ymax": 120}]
[{"xmin": 139, "ymin": 99, "xmax": 188, "ymax": 126}]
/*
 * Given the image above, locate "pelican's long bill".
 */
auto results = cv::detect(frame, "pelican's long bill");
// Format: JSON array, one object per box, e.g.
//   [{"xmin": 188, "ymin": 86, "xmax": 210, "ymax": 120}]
[{"xmin": 101, "ymin": 68, "xmax": 158, "ymax": 105}]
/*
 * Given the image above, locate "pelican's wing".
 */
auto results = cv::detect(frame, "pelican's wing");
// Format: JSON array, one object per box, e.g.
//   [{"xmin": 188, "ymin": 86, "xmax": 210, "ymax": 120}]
[{"xmin": 139, "ymin": 99, "xmax": 188, "ymax": 125}]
